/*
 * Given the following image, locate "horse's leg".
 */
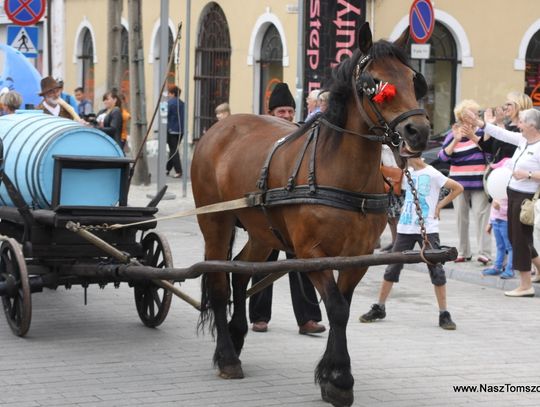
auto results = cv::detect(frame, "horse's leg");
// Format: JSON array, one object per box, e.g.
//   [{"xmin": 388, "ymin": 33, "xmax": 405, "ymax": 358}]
[
  {"xmin": 228, "ymin": 239, "xmax": 273, "ymax": 356},
  {"xmin": 297, "ymin": 263, "xmax": 367, "ymax": 407},
  {"xmin": 198, "ymin": 213, "xmax": 244, "ymax": 379}
]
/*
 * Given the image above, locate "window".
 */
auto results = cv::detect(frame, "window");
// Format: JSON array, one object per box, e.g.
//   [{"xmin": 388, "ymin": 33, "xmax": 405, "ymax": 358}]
[
  {"xmin": 79, "ymin": 28, "xmax": 94, "ymax": 103},
  {"xmin": 194, "ymin": 3, "xmax": 231, "ymax": 140},
  {"xmin": 525, "ymin": 29, "xmax": 540, "ymax": 106},
  {"xmin": 258, "ymin": 25, "xmax": 283, "ymax": 114},
  {"xmin": 120, "ymin": 27, "xmax": 129, "ymax": 106},
  {"xmin": 407, "ymin": 22, "xmax": 457, "ymax": 135}
]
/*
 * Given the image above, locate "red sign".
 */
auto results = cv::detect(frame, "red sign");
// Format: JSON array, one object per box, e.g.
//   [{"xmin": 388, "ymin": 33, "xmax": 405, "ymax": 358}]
[
  {"xmin": 409, "ymin": 0, "xmax": 434, "ymax": 44},
  {"xmin": 4, "ymin": 0, "xmax": 46, "ymax": 26}
]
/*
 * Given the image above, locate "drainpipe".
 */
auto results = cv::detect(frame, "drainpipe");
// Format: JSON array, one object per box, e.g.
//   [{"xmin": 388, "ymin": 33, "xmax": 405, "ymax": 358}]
[{"xmin": 295, "ymin": 0, "xmax": 304, "ymax": 122}]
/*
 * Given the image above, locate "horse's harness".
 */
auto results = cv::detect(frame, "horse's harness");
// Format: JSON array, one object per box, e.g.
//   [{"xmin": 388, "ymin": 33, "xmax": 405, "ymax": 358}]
[{"xmin": 253, "ymin": 53, "xmax": 434, "ymax": 259}]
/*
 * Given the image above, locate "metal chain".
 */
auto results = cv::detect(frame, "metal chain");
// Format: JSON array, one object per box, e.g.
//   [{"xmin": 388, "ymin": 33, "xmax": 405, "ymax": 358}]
[
  {"xmin": 403, "ymin": 168, "xmax": 433, "ymax": 255},
  {"xmin": 71, "ymin": 222, "xmax": 112, "ymax": 232}
]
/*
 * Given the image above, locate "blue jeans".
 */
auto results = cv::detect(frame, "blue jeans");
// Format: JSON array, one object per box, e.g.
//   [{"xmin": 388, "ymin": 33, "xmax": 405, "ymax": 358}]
[{"xmin": 492, "ymin": 219, "xmax": 512, "ymax": 274}]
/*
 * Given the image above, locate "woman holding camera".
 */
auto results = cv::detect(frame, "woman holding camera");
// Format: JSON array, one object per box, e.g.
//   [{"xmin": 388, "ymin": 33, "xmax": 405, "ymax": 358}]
[
  {"xmin": 97, "ymin": 90, "xmax": 123, "ymax": 148},
  {"xmin": 465, "ymin": 108, "xmax": 540, "ymax": 297}
]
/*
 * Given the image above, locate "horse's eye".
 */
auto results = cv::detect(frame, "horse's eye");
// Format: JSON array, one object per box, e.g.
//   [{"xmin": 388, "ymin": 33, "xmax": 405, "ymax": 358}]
[{"xmin": 414, "ymin": 73, "xmax": 428, "ymax": 100}]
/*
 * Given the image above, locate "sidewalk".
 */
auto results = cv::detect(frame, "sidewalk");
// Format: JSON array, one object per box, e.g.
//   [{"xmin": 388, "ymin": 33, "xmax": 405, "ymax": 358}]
[{"xmin": 129, "ymin": 177, "xmax": 534, "ymax": 295}]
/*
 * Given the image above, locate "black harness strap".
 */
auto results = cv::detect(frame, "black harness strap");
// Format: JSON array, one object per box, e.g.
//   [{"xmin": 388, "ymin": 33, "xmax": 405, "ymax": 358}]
[
  {"xmin": 307, "ymin": 126, "xmax": 320, "ymax": 193},
  {"xmin": 262, "ymin": 185, "xmax": 389, "ymax": 214},
  {"xmin": 287, "ymin": 127, "xmax": 316, "ymax": 191}
]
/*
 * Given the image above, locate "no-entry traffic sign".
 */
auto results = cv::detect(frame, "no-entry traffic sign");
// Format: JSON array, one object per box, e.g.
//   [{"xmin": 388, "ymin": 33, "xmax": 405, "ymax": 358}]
[
  {"xmin": 4, "ymin": 0, "xmax": 46, "ymax": 26},
  {"xmin": 409, "ymin": 0, "xmax": 434, "ymax": 44}
]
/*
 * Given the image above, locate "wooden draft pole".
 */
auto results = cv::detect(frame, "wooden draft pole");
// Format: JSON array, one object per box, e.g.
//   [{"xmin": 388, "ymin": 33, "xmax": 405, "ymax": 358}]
[
  {"xmin": 107, "ymin": 0, "xmax": 123, "ymax": 91},
  {"xmin": 127, "ymin": 0, "xmax": 150, "ymax": 185}
]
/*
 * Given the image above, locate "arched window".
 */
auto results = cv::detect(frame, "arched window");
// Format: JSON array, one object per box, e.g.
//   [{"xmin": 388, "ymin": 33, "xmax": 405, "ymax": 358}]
[
  {"xmin": 194, "ymin": 3, "xmax": 231, "ymax": 139},
  {"xmin": 79, "ymin": 28, "xmax": 94, "ymax": 103},
  {"xmin": 407, "ymin": 22, "xmax": 457, "ymax": 135},
  {"xmin": 525, "ymin": 30, "xmax": 540, "ymax": 106},
  {"xmin": 259, "ymin": 24, "xmax": 283, "ymax": 114},
  {"xmin": 120, "ymin": 27, "xmax": 130, "ymax": 106}
]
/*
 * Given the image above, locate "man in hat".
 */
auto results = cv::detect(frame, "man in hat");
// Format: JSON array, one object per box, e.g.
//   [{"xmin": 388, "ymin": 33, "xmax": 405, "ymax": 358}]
[
  {"xmin": 249, "ymin": 82, "xmax": 326, "ymax": 335},
  {"xmin": 36, "ymin": 76, "xmax": 76, "ymax": 119},
  {"xmin": 267, "ymin": 82, "xmax": 296, "ymax": 122}
]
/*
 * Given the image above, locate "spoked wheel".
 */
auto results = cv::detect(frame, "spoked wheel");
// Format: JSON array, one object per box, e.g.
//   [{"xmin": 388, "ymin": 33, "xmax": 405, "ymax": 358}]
[
  {"xmin": 134, "ymin": 232, "xmax": 173, "ymax": 327},
  {"xmin": 0, "ymin": 238, "xmax": 31, "ymax": 337}
]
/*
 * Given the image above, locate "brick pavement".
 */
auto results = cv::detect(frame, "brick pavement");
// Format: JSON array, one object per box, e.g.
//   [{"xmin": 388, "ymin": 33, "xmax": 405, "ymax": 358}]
[{"xmin": 0, "ymin": 179, "xmax": 539, "ymax": 406}]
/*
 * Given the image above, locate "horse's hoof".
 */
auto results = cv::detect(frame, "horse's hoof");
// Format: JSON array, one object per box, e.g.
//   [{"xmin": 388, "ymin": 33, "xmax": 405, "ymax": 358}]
[
  {"xmin": 320, "ymin": 381, "xmax": 353, "ymax": 407},
  {"xmin": 218, "ymin": 364, "xmax": 244, "ymax": 379}
]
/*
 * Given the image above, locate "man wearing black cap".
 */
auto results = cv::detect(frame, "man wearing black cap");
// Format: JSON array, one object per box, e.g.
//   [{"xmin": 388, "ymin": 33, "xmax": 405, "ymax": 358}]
[
  {"xmin": 267, "ymin": 82, "xmax": 296, "ymax": 122},
  {"xmin": 249, "ymin": 82, "xmax": 326, "ymax": 335}
]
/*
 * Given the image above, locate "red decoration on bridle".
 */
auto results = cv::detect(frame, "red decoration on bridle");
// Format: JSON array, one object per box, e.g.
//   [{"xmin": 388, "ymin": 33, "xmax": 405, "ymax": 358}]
[{"xmin": 372, "ymin": 82, "xmax": 396, "ymax": 104}]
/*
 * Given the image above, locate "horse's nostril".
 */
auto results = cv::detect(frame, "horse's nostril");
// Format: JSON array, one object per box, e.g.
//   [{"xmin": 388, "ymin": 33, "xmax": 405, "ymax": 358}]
[{"xmin": 405, "ymin": 123, "xmax": 418, "ymax": 135}]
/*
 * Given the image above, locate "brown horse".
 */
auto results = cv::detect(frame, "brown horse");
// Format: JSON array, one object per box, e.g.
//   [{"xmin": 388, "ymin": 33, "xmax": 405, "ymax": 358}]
[{"xmin": 191, "ymin": 23, "xmax": 430, "ymax": 407}]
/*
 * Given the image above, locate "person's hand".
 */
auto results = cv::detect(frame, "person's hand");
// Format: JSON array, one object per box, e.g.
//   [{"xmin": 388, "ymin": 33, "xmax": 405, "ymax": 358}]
[
  {"xmin": 434, "ymin": 204, "xmax": 442, "ymax": 220},
  {"xmin": 451, "ymin": 124, "xmax": 463, "ymax": 142},
  {"xmin": 461, "ymin": 123, "xmax": 476, "ymax": 138},
  {"xmin": 485, "ymin": 223, "xmax": 492, "ymax": 234},
  {"xmin": 494, "ymin": 106, "xmax": 505, "ymax": 125},
  {"xmin": 512, "ymin": 169, "xmax": 529, "ymax": 180},
  {"xmin": 484, "ymin": 108, "xmax": 496, "ymax": 125},
  {"xmin": 462, "ymin": 109, "xmax": 481, "ymax": 127},
  {"xmin": 492, "ymin": 199, "xmax": 500, "ymax": 210}
]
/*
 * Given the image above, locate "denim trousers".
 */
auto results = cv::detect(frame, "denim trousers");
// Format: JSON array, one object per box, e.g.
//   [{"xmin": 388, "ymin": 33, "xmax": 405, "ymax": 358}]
[{"xmin": 492, "ymin": 219, "xmax": 512, "ymax": 273}]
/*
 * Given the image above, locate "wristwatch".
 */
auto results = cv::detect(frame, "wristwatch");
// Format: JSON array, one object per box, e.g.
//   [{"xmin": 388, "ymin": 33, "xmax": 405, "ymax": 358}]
[{"xmin": 528, "ymin": 171, "xmax": 532, "ymax": 180}]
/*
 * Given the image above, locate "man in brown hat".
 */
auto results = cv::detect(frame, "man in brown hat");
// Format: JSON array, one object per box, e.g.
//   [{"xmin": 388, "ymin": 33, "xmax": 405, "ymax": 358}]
[
  {"xmin": 249, "ymin": 82, "xmax": 326, "ymax": 335},
  {"xmin": 36, "ymin": 76, "xmax": 76, "ymax": 119}
]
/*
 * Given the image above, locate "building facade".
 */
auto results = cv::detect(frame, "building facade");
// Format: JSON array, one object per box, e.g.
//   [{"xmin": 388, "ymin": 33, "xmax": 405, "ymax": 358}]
[{"xmin": 2, "ymin": 1, "xmax": 539, "ymax": 141}]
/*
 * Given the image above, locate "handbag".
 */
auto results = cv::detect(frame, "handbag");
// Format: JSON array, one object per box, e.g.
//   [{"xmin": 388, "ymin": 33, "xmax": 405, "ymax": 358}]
[
  {"xmin": 520, "ymin": 188, "xmax": 540, "ymax": 226},
  {"xmin": 380, "ymin": 165, "xmax": 403, "ymax": 196}
]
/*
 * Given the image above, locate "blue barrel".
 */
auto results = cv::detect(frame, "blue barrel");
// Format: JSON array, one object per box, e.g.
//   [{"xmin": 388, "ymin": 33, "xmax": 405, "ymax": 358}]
[{"xmin": 0, "ymin": 111, "xmax": 125, "ymax": 208}]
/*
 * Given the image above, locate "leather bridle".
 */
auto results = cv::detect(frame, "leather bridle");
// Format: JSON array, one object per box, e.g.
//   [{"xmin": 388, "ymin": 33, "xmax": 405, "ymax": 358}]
[
  {"xmin": 320, "ymin": 53, "xmax": 429, "ymax": 152},
  {"xmin": 354, "ymin": 54, "xmax": 428, "ymax": 147}
]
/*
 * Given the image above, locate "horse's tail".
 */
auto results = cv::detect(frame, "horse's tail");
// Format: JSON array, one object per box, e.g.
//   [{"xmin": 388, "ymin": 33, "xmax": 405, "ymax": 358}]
[{"xmin": 197, "ymin": 227, "xmax": 237, "ymax": 336}]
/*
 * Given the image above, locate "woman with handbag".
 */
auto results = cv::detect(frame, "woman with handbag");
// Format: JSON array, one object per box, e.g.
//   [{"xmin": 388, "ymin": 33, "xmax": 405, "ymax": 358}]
[{"xmin": 464, "ymin": 108, "xmax": 540, "ymax": 297}]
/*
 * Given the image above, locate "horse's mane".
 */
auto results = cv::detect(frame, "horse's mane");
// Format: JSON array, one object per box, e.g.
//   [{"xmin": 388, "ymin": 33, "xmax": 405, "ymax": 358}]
[{"xmin": 324, "ymin": 39, "xmax": 409, "ymax": 128}]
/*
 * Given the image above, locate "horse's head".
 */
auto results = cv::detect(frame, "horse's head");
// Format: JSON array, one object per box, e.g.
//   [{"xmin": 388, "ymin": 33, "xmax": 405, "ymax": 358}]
[{"xmin": 327, "ymin": 23, "xmax": 430, "ymax": 167}]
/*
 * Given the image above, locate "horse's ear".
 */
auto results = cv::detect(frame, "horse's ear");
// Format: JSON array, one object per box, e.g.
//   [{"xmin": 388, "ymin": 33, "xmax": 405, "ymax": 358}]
[
  {"xmin": 357, "ymin": 22, "xmax": 373, "ymax": 54},
  {"xmin": 394, "ymin": 27, "xmax": 410, "ymax": 50}
]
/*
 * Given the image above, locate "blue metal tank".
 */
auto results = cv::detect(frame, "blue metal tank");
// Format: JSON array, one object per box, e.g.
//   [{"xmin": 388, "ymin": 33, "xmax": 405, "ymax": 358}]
[{"xmin": 0, "ymin": 111, "xmax": 125, "ymax": 208}]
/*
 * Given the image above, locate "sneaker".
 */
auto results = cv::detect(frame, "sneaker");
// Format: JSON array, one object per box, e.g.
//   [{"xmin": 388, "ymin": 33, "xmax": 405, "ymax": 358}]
[
  {"xmin": 454, "ymin": 256, "xmax": 472, "ymax": 263},
  {"xmin": 482, "ymin": 267, "xmax": 502, "ymax": 276},
  {"xmin": 477, "ymin": 255, "xmax": 491, "ymax": 265},
  {"xmin": 359, "ymin": 304, "xmax": 386, "ymax": 323},
  {"xmin": 500, "ymin": 270, "xmax": 515, "ymax": 279},
  {"xmin": 439, "ymin": 311, "xmax": 456, "ymax": 330}
]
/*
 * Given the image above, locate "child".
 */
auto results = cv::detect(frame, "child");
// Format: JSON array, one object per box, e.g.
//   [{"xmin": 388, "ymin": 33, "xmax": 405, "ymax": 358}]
[
  {"xmin": 483, "ymin": 160, "xmax": 514, "ymax": 279},
  {"xmin": 359, "ymin": 155, "xmax": 464, "ymax": 330}
]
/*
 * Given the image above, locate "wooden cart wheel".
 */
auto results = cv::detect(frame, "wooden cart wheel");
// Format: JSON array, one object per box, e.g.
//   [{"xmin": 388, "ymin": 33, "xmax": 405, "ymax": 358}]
[
  {"xmin": 134, "ymin": 232, "xmax": 173, "ymax": 327},
  {"xmin": 0, "ymin": 237, "xmax": 31, "ymax": 337}
]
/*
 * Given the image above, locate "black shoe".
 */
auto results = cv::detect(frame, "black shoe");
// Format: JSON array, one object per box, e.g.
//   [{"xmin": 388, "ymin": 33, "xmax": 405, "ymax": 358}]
[
  {"xmin": 359, "ymin": 304, "xmax": 386, "ymax": 322},
  {"xmin": 439, "ymin": 311, "xmax": 456, "ymax": 330}
]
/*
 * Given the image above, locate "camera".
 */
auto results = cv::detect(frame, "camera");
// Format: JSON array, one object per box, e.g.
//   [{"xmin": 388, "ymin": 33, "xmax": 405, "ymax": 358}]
[{"xmin": 83, "ymin": 113, "xmax": 98, "ymax": 126}]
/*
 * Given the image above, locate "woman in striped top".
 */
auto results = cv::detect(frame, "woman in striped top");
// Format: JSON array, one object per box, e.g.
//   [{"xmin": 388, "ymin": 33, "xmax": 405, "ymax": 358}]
[{"xmin": 438, "ymin": 100, "xmax": 492, "ymax": 264}]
